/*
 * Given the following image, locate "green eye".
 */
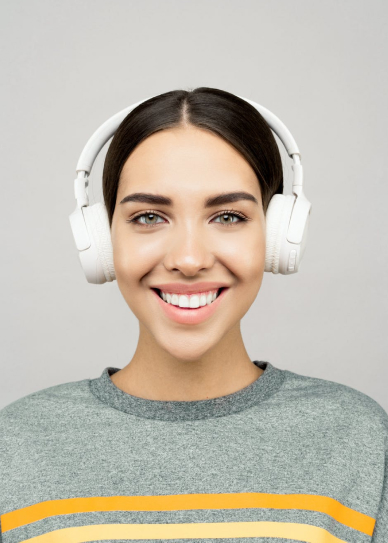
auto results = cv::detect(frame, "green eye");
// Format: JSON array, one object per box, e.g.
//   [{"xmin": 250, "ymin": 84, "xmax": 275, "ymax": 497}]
[
  {"xmin": 129, "ymin": 213, "xmax": 163, "ymax": 227},
  {"xmin": 213, "ymin": 212, "xmax": 247, "ymax": 225}
]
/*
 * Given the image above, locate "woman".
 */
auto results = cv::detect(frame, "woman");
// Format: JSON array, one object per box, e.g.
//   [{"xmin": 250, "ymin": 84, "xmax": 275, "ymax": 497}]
[
  {"xmin": 106, "ymin": 87, "xmax": 277, "ymax": 402},
  {"xmin": 0, "ymin": 87, "xmax": 387, "ymax": 542}
]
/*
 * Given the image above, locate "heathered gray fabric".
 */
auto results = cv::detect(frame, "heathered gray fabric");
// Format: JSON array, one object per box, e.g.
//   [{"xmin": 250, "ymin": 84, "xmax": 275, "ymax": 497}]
[{"xmin": 0, "ymin": 360, "xmax": 387, "ymax": 543}]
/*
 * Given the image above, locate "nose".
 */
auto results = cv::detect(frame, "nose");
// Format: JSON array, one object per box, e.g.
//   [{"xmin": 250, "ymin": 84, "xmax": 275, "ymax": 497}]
[{"xmin": 162, "ymin": 223, "xmax": 215, "ymax": 276}]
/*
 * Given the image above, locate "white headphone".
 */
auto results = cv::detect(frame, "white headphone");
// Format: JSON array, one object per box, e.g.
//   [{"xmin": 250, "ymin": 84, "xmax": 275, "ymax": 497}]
[{"xmin": 69, "ymin": 95, "xmax": 312, "ymax": 284}]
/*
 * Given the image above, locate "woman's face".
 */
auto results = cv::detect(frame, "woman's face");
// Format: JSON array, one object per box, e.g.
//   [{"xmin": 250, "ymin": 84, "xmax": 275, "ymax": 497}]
[{"xmin": 111, "ymin": 125, "xmax": 266, "ymax": 361}]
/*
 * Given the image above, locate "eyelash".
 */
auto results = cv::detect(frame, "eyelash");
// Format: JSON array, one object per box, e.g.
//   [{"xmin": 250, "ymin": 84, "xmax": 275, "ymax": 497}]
[{"xmin": 126, "ymin": 209, "xmax": 249, "ymax": 229}]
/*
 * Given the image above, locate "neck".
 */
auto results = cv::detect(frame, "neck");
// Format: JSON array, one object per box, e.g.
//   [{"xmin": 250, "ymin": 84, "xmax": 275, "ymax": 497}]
[{"xmin": 110, "ymin": 323, "xmax": 264, "ymax": 401}]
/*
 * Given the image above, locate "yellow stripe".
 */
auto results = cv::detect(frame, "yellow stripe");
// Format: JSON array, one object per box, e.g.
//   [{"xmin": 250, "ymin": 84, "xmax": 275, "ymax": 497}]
[
  {"xmin": 16, "ymin": 521, "xmax": 351, "ymax": 543},
  {"xmin": 1, "ymin": 493, "xmax": 375, "ymax": 536}
]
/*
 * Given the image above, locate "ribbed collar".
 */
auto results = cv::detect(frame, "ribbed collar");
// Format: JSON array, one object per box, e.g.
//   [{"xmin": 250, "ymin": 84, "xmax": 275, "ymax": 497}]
[{"xmin": 89, "ymin": 361, "xmax": 285, "ymax": 422}]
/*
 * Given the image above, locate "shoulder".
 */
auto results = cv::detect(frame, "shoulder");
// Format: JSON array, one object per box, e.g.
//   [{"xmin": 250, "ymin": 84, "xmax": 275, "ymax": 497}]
[
  {"xmin": 280, "ymin": 366, "xmax": 388, "ymax": 443},
  {"xmin": 0, "ymin": 376, "xmax": 94, "ymax": 439}
]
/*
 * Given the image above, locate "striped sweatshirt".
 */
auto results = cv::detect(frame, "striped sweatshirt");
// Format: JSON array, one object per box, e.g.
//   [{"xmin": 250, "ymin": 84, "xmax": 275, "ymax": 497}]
[{"xmin": 0, "ymin": 360, "xmax": 387, "ymax": 543}]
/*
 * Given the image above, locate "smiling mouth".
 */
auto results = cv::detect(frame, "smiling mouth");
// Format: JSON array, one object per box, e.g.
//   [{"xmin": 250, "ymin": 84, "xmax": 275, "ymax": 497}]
[{"xmin": 151, "ymin": 287, "xmax": 226, "ymax": 307}]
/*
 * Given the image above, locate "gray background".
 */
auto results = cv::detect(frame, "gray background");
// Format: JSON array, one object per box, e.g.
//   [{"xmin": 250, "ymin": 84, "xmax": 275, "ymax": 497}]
[{"xmin": 1, "ymin": 0, "xmax": 387, "ymax": 411}]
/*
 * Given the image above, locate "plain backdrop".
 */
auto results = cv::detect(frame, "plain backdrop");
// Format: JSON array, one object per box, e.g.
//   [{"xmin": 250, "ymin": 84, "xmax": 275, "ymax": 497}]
[{"xmin": 0, "ymin": 0, "xmax": 387, "ymax": 412}]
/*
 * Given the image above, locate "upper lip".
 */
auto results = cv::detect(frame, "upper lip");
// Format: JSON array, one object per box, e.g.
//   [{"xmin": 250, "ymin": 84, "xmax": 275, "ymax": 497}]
[{"xmin": 150, "ymin": 282, "xmax": 230, "ymax": 294}]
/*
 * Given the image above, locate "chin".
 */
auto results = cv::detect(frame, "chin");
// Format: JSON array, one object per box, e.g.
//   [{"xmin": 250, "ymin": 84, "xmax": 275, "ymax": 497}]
[{"xmin": 151, "ymin": 328, "xmax": 223, "ymax": 362}]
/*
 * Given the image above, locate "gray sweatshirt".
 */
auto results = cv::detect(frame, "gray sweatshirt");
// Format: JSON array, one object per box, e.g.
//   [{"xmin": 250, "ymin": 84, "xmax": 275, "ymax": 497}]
[{"xmin": 0, "ymin": 360, "xmax": 387, "ymax": 542}]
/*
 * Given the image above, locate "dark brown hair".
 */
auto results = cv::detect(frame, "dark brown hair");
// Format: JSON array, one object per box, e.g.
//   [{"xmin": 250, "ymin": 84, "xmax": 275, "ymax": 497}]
[{"xmin": 103, "ymin": 87, "xmax": 283, "ymax": 228}]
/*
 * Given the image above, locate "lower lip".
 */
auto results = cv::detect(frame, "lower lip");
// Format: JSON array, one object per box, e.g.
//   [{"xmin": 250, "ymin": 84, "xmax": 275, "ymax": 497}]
[{"xmin": 151, "ymin": 288, "xmax": 229, "ymax": 325}]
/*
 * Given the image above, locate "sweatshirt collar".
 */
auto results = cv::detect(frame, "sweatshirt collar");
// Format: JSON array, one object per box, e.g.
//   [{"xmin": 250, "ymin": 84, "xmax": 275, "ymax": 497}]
[{"xmin": 89, "ymin": 361, "xmax": 285, "ymax": 421}]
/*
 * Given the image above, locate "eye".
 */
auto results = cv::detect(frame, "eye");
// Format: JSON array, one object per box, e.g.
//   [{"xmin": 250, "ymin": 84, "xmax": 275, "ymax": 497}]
[
  {"xmin": 126, "ymin": 211, "xmax": 165, "ymax": 228},
  {"xmin": 212, "ymin": 210, "xmax": 248, "ymax": 226},
  {"xmin": 126, "ymin": 209, "xmax": 249, "ymax": 228}
]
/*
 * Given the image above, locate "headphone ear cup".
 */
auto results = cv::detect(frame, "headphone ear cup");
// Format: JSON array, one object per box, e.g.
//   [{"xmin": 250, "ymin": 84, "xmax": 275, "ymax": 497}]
[
  {"xmin": 82, "ymin": 203, "xmax": 116, "ymax": 283},
  {"xmin": 265, "ymin": 194, "xmax": 294, "ymax": 274}
]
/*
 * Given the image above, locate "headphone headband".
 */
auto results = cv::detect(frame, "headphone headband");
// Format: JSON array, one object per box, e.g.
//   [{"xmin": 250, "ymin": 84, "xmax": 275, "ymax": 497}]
[{"xmin": 75, "ymin": 95, "xmax": 301, "ymax": 175}]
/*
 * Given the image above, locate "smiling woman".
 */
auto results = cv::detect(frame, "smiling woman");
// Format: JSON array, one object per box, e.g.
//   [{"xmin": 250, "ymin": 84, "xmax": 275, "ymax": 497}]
[
  {"xmin": 1, "ymin": 88, "xmax": 387, "ymax": 543},
  {"xmin": 104, "ymin": 88, "xmax": 281, "ymax": 402}
]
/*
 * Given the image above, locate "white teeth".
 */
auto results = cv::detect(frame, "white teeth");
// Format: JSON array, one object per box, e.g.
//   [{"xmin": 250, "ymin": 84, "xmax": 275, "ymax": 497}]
[{"xmin": 160, "ymin": 289, "xmax": 219, "ymax": 307}]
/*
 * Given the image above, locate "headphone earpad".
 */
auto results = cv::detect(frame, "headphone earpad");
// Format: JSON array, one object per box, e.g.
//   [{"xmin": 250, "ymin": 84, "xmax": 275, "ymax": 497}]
[
  {"xmin": 265, "ymin": 194, "xmax": 294, "ymax": 274},
  {"xmin": 82, "ymin": 203, "xmax": 116, "ymax": 282}
]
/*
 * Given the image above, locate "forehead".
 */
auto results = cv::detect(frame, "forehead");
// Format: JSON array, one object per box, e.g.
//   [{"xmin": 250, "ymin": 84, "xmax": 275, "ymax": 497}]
[{"xmin": 118, "ymin": 126, "xmax": 260, "ymax": 198}]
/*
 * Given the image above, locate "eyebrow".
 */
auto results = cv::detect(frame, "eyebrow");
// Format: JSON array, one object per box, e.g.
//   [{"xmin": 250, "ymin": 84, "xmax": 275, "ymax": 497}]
[{"xmin": 119, "ymin": 191, "xmax": 259, "ymax": 207}]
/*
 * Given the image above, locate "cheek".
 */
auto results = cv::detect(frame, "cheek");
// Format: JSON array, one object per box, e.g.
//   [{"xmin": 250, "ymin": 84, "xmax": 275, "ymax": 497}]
[
  {"xmin": 229, "ymin": 236, "xmax": 266, "ymax": 314},
  {"xmin": 112, "ymin": 233, "xmax": 163, "ymax": 286},
  {"xmin": 218, "ymin": 231, "xmax": 266, "ymax": 279}
]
